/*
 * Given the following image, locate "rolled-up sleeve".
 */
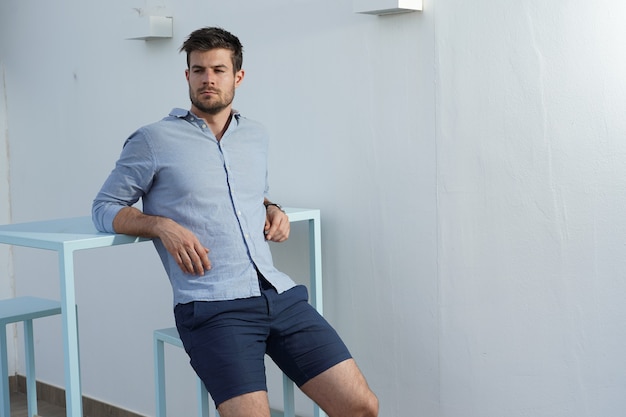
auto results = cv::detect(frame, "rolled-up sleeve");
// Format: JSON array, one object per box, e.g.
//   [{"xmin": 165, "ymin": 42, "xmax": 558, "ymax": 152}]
[{"xmin": 92, "ymin": 130, "xmax": 156, "ymax": 233}]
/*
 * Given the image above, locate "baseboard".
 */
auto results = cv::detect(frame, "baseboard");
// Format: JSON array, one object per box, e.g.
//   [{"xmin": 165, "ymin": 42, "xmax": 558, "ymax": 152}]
[
  {"xmin": 9, "ymin": 374, "xmax": 148, "ymax": 417},
  {"xmin": 9, "ymin": 374, "xmax": 299, "ymax": 417}
]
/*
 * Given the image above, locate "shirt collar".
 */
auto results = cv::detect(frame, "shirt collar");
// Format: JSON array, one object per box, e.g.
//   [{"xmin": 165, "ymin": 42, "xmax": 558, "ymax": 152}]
[{"xmin": 169, "ymin": 108, "xmax": 241, "ymax": 124}]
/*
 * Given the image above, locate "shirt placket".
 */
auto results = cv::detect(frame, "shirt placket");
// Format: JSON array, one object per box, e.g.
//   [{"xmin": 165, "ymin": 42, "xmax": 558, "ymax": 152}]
[{"xmin": 219, "ymin": 141, "xmax": 256, "ymax": 262}]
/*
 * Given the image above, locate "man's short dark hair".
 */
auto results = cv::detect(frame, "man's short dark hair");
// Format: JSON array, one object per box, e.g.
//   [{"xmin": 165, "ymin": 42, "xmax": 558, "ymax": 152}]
[{"xmin": 179, "ymin": 27, "xmax": 243, "ymax": 72}]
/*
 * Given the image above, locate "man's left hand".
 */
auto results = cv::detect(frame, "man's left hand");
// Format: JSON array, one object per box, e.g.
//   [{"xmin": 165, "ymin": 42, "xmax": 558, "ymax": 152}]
[{"xmin": 264, "ymin": 206, "xmax": 290, "ymax": 242}]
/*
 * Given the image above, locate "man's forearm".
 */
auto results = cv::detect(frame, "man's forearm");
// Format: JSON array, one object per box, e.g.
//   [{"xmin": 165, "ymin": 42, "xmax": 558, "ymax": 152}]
[{"xmin": 112, "ymin": 206, "xmax": 170, "ymax": 238}]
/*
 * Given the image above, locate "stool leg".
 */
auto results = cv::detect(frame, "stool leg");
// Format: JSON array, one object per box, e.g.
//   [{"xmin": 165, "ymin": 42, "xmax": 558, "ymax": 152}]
[
  {"xmin": 283, "ymin": 373, "xmax": 295, "ymax": 417},
  {"xmin": 154, "ymin": 336, "xmax": 166, "ymax": 417},
  {"xmin": 24, "ymin": 319, "xmax": 38, "ymax": 417},
  {"xmin": 1, "ymin": 325, "xmax": 11, "ymax": 417},
  {"xmin": 196, "ymin": 377, "xmax": 209, "ymax": 417}
]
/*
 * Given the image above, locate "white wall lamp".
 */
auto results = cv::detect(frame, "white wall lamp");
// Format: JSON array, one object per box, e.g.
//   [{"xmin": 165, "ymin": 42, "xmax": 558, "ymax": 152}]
[
  {"xmin": 354, "ymin": 0, "xmax": 423, "ymax": 15},
  {"xmin": 125, "ymin": 15, "xmax": 173, "ymax": 40}
]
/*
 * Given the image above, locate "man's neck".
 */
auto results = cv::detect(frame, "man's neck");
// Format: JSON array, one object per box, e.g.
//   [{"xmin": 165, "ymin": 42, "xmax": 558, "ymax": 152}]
[{"xmin": 192, "ymin": 106, "xmax": 233, "ymax": 140}]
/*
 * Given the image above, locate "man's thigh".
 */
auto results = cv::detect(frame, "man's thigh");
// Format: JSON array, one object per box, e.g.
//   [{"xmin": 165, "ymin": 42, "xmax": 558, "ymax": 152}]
[
  {"xmin": 265, "ymin": 285, "xmax": 352, "ymax": 387},
  {"xmin": 217, "ymin": 391, "xmax": 271, "ymax": 417}
]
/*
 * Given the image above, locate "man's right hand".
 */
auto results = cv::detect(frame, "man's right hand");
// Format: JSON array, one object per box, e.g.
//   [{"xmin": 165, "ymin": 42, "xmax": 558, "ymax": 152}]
[
  {"xmin": 112, "ymin": 207, "xmax": 211, "ymax": 275},
  {"xmin": 155, "ymin": 218, "xmax": 211, "ymax": 275}
]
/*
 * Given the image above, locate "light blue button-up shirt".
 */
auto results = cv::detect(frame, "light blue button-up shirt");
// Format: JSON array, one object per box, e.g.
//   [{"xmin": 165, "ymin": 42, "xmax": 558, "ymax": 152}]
[{"xmin": 92, "ymin": 108, "xmax": 295, "ymax": 305}]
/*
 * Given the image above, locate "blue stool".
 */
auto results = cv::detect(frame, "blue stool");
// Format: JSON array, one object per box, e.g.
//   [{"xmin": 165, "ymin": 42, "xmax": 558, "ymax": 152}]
[
  {"xmin": 0, "ymin": 296, "xmax": 62, "ymax": 417},
  {"xmin": 154, "ymin": 327, "xmax": 216, "ymax": 417}
]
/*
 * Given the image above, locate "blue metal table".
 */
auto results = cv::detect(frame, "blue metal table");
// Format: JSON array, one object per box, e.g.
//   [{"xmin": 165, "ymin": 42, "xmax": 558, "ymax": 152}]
[{"xmin": 0, "ymin": 208, "xmax": 324, "ymax": 417}]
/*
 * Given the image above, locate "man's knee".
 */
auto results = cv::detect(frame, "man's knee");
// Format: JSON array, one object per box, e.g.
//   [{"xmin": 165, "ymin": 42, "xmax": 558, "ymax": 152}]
[
  {"xmin": 329, "ymin": 391, "xmax": 378, "ymax": 417},
  {"xmin": 357, "ymin": 390, "xmax": 379, "ymax": 417}
]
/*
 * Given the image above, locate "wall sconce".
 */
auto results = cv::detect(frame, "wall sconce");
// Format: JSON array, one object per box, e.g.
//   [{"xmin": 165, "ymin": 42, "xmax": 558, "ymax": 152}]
[
  {"xmin": 354, "ymin": 0, "xmax": 423, "ymax": 15},
  {"xmin": 125, "ymin": 15, "xmax": 173, "ymax": 40}
]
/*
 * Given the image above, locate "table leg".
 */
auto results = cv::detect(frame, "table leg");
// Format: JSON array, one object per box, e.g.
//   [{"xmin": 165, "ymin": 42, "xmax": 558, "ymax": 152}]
[
  {"xmin": 308, "ymin": 215, "xmax": 326, "ymax": 417},
  {"xmin": 308, "ymin": 216, "xmax": 323, "ymax": 315},
  {"xmin": 0, "ymin": 324, "xmax": 10, "ymax": 417},
  {"xmin": 59, "ymin": 249, "xmax": 83, "ymax": 417}
]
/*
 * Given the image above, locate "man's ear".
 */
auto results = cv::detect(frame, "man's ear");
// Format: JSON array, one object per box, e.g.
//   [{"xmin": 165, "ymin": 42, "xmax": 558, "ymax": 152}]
[{"xmin": 235, "ymin": 69, "xmax": 245, "ymax": 87}]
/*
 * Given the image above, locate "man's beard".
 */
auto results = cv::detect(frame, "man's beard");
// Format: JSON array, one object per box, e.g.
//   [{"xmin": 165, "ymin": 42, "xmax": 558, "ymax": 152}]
[{"xmin": 190, "ymin": 87, "xmax": 234, "ymax": 115}]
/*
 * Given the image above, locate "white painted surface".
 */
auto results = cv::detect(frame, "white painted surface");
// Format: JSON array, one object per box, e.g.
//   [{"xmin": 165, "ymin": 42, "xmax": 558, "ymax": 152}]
[
  {"xmin": 436, "ymin": 1, "xmax": 626, "ymax": 416},
  {"xmin": 0, "ymin": 0, "xmax": 625, "ymax": 416},
  {"xmin": 1, "ymin": 59, "xmax": 18, "ymax": 375},
  {"xmin": 0, "ymin": 63, "xmax": 12, "ymax": 298}
]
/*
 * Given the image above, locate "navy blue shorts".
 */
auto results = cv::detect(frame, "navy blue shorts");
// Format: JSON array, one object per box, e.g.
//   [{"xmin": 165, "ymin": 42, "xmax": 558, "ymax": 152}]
[{"xmin": 174, "ymin": 282, "xmax": 352, "ymax": 407}]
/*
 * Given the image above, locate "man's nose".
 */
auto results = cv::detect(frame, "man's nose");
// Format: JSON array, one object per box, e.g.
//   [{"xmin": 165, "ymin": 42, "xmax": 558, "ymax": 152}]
[{"xmin": 203, "ymin": 71, "xmax": 216, "ymax": 84}]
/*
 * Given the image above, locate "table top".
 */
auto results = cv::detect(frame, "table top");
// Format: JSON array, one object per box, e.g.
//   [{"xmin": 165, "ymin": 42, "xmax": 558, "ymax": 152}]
[{"xmin": 0, "ymin": 207, "xmax": 319, "ymax": 252}]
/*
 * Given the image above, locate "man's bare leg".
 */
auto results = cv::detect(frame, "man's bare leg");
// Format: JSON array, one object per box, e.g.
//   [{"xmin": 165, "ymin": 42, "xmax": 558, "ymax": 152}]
[
  {"xmin": 300, "ymin": 359, "xmax": 378, "ymax": 417},
  {"xmin": 217, "ymin": 391, "xmax": 271, "ymax": 417}
]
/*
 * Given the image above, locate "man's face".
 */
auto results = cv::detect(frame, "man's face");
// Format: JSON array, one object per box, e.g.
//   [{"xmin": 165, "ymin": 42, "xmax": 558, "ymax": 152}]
[{"xmin": 186, "ymin": 48, "xmax": 244, "ymax": 116}]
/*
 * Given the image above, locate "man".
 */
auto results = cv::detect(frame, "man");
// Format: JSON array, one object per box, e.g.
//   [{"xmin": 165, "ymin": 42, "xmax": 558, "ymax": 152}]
[{"xmin": 92, "ymin": 27, "xmax": 378, "ymax": 417}]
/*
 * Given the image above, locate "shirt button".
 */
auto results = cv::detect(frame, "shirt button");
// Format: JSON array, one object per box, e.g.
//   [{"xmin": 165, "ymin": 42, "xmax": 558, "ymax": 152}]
[
  {"xmin": 244, "ymin": 234, "xmax": 249, "ymax": 239},
  {"xmin": 237, "ymin": 211, "xmax": 242, "ymax": 216},
  {"xmin": 202, "ymin": 124, "xmax": 207, "ymax": 129}
]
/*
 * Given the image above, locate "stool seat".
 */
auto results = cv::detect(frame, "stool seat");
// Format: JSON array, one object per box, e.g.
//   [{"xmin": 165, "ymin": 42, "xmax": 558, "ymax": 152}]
[
  {"xmin": 0, "ymin": 296, "xmax": 62, "ymax": 324},
  {"xmin": 1, "ymin": 296, "xmax": 62, "ymax": 417},
  {"xmin": 154, "ymin": 327, "xmax": 183, "ymax": 348}
]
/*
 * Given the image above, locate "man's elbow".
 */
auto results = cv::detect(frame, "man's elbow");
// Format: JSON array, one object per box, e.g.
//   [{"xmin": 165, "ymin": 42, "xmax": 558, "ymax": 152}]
[{"xmin": 91, "ymin": 200, "xmax": 119, "ymax": 234}]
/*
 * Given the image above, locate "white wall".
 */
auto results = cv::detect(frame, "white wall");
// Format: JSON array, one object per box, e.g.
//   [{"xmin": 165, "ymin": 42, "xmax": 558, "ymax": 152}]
[
  {"xmin": 0, "ymin": 62, "xmax": 12, "ymax": 299},
  {"xmin": 1, "ymin": 54, "xmax": 18, "ymax": 378},
  {"xmin": 0, "ymin": 0, "xmax": 625, "ymax": 416},
  {"xmin": 435, "ymin": 0, "xmax": 626, "ymax": 416}
]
